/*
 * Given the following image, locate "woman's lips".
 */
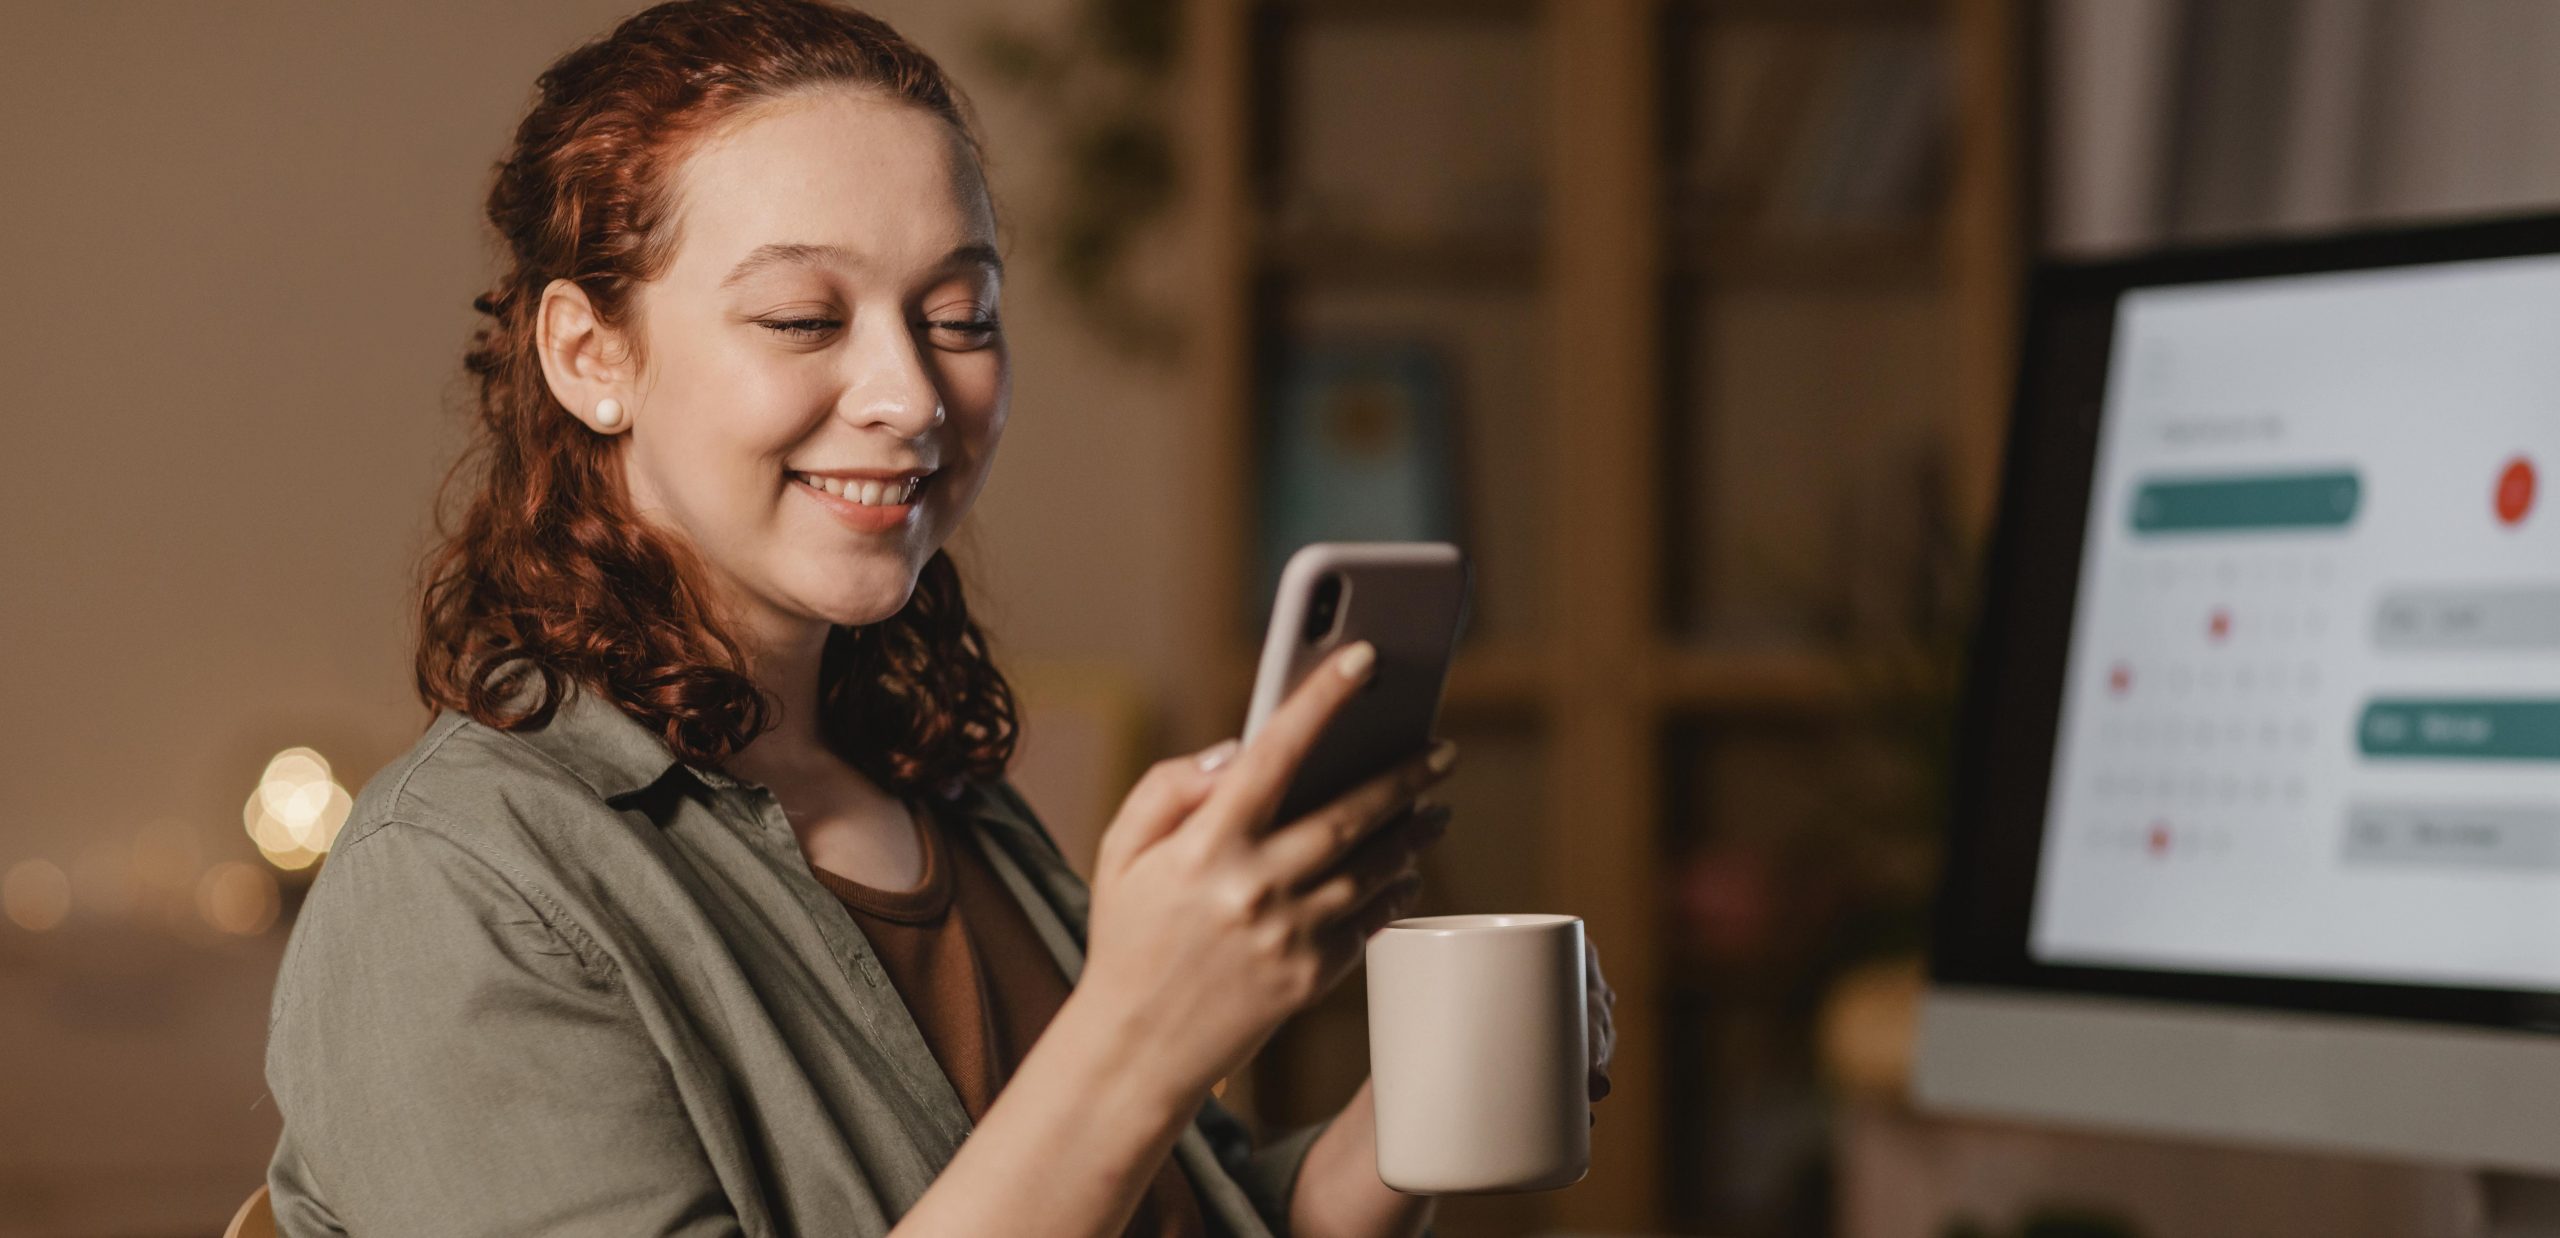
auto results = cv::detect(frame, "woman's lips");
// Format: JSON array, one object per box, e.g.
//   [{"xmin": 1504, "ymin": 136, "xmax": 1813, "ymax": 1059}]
[{"xmin": 792, "ymin": 471, "xmax": 925, "ymax": 533}]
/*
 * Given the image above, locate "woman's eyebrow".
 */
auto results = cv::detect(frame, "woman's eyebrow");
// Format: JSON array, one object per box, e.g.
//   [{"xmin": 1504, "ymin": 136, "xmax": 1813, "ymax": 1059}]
[
  {"xmin": 720, "ymin": 240, "xmax": 1003, "ymax": 288},
  {"xmin": 720, "ymin": 242, "xmax": 849, "ymax": 288},
  {"xmin": 940, "ymin": 242, "xmax": 1004, "ymax": 277}
]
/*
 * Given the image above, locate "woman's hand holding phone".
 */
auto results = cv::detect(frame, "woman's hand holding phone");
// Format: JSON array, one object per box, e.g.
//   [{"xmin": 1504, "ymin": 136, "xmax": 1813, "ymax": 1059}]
[
  {"xmin": 1078, "ymin": 639, "xmax": 1458, "ymax": 1107},
  {"xmin": 892, "ymin": 644, "xmax": 1451, "ymax": 1236}
]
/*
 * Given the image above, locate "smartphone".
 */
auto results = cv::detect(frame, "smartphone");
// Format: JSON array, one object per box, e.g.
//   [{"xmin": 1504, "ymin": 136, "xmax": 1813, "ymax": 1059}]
[{"xmin": 1241, "ymin": 541, "xmax": 1473, "ymax": 828}]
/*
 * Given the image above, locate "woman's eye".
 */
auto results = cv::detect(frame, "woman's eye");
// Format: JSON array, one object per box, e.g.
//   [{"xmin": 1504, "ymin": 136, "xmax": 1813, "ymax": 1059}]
[
  {"xmin": 755, "ymin": 316, "xmax": 997, "ymax": 348},
  {"xmin": 923, "ymin": 315, "xmax": 1002, "ymax": 350},
  {"xmin": 758, "ymin": 317, "xmax": 839, "ymax": 340}
]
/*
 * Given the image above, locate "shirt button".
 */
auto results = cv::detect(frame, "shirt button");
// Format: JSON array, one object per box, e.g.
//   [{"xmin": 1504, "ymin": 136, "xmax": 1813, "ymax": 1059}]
[{"xmin": 856, "ymin": 955, "xmax": 885, "ymax": 987}]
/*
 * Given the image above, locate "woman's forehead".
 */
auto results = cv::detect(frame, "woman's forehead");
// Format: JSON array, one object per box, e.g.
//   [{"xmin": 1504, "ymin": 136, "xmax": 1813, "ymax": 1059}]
[{"xmin": 661, "ymin": 89, "xmax": 993, "ymax": 287}]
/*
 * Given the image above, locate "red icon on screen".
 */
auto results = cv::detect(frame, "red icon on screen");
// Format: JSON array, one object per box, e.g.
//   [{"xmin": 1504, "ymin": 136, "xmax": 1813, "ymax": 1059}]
[
  {"xmin": 2497, "ymin": 455, "xmax": 2537, "ymax": 527},
  {"xmin": 2208, "ymin": 608, "xmax": 2231, "ymax": 642},
  {"xmin": 2148, "ymin": 822, "xmax": 2171, "ymax": 857},
  {"xmin": 2109, "ymin": 662, "xmax": 2133, "ymax": 696}
]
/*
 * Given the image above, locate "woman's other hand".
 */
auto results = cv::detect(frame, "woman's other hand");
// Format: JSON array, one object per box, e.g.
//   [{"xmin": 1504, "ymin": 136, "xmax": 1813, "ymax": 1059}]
[
  {"xmin": 1586, "ymin": 933, "xmax": 1617, "ymax": 1112},
  {"xmin": 1077, "ymin": 640, "xmax": 1456, "ymax": 1107}
]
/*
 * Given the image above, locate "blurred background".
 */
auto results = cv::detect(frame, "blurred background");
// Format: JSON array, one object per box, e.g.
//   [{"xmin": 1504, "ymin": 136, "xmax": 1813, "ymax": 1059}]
[{"xmin": 14, "ymin": 1, "xmax": 2560, "ymax": 1235}]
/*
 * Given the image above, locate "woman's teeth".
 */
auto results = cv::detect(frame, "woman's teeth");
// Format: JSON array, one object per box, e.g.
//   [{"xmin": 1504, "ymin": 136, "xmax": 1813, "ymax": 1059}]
[{"xmin": 791, "ymin": 472, "xmax": 922, "ymax": 506}]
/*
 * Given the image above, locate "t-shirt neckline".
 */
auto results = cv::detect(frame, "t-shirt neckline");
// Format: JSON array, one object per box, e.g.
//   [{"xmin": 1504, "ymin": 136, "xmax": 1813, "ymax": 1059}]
[{"xmin": 808, "ymin": 797, "xmax": 954, "ymax": 924}]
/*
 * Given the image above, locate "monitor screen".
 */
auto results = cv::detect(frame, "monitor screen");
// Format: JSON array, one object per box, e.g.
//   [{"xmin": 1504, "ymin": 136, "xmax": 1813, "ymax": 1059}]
[
  {"xmin": 2034, "ymin": 254, "xmax": 2560, "ymax": 989},
  {"xmin": 1933, "ymin": 213, "xmax": 2560, "ymax": 1030}
]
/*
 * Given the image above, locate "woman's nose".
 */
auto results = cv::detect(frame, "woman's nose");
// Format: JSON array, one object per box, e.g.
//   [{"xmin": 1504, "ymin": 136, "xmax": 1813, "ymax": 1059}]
[{"xmin": 838, "ymin": 319, "xmax": 945, "ymax": 437}]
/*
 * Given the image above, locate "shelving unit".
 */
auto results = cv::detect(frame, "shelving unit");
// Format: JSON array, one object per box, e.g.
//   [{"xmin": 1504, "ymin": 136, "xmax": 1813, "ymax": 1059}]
[{"xmin": 1180, "ymin": 1, "xmax": 2023, "ymax": 1232}]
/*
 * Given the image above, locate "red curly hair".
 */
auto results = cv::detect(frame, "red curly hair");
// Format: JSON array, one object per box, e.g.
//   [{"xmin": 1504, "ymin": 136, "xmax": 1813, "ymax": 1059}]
[{"xmin": 415, "ymin": 0, "xmax": 1019, "ymax": 799}]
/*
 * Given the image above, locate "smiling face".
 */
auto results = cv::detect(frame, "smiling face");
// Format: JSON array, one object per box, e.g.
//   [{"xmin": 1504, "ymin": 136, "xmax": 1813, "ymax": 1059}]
[{"xmin": 603, "ymin": 87, "xmax": 1007, "ymax": 653}]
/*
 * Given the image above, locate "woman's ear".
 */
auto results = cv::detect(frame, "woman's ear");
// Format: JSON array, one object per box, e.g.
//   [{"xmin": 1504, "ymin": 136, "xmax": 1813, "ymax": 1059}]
[{"xmin": 535, "ymin": 277, "xmax": 633, "ymax": 433}]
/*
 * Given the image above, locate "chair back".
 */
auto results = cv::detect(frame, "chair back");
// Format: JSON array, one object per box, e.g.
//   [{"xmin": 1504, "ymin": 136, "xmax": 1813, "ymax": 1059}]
[{"xmin": 223, "ymin": 1183, "xmax": 275, "ymax": 1238}]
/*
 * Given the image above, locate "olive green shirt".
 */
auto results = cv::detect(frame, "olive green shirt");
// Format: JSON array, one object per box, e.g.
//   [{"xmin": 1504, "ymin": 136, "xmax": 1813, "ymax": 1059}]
[{"xmin": 261, "ymin": 675, "xmax": 1332, "ymax": 1236}]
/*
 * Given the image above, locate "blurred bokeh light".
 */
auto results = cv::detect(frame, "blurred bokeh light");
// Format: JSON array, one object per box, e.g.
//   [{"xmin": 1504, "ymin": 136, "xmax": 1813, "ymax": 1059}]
[
  {"xmin": 242, "ymin": 746, "xmax": 351, "ymax": 872},
  {"xmin": 196, "ymin": 861, "xmax": 281, "ymax": 938},
  {"xmin": 4, "ymin": 858, "xmax": 73, "ymax": 932}
]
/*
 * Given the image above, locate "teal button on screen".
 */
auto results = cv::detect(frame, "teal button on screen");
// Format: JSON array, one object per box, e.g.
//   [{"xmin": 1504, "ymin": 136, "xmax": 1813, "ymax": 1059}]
[
  {"xmin": 2131, "ymin": 470, "xmax": 2362, "ymax": 534},
  {"xmin": 2359, "ymin": 699, "xmax": 2560, "ymax": 760}
]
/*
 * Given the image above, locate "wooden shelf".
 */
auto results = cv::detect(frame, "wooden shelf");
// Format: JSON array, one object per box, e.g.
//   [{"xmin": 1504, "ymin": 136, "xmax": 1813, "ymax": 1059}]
[
  {"xmin": 1255, "ymin": 228, "xmax": 1541, "ymax": 289},
  {"xmin": 1259, "ymin": 223, "xmax": 1937, "ymax": 291},
  {"xmin": 1185, "ymin": 0, "xmax": 2022, "ymax": 1230},
  {"xmin": 1445, "ymin": 641, "xmax": 1549, "ymax": 714},
  {"xmin": 1678, "ymin": 0, "xmax": 1940, "ymax": 21},
  {"xmin": 1259, "ymin": 0, "xmax": 1540, "ymax": 21},
  {"xmin": 1673, "ymin": 222, "xmax": 1945, "ymax": 287},
  {"xmin": 1649, "ymin": 645, "xmax": 1855, "ymax": 713}
]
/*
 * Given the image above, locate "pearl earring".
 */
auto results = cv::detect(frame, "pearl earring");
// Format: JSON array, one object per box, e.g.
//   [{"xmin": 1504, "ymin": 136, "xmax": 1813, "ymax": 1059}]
[{"xmin": 594, "ymin": 398, "xmax": 624, "ymax": 429}]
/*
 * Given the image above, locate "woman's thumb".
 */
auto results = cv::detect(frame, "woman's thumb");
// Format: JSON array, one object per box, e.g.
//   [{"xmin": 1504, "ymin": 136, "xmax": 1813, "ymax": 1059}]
[{"xmin": 1194, "ymin": 737, "xmax": 1241, "ymax": 772}]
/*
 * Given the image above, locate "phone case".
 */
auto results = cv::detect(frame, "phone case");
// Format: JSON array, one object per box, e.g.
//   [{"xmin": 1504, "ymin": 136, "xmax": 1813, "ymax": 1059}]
[{"xmin": 1242, "ymin": 541, "xmax": 1473, "ymax": 827}]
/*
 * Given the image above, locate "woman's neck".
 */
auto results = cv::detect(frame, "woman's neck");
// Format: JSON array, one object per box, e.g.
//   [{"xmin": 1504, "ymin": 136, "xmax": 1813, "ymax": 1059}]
[{"xmin": 731, "ymin": 610, "xmax": 835, "ymax": 781}]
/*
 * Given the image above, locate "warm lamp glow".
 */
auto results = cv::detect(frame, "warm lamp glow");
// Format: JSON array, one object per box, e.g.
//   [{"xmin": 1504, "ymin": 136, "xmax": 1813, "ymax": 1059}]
[
  {"xmin": 266, "ymin": 842, "xmax": 322, "ymax": 872},
  {"xmin": 197, "ymin": 860, "xmax": 280, "ymax": 936},
  {"xmin": 3, "ymin": 859, "xmax": 73, "ymax": 932},
  {"xmin": 247, "ymin": 746, "xmax": 353, "ymax": 870}
]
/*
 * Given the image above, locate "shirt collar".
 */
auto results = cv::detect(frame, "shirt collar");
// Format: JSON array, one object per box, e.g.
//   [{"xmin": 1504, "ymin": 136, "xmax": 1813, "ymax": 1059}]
[{"xmin": 501, "ymin": 673, "xmax": 692, "ymax": 803}]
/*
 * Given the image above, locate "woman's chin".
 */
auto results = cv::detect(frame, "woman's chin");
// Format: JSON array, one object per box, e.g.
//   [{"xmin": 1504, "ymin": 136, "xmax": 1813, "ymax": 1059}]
[
  {"xmin": 798, "ymin": 580, "xmax": 918, "ymax": 628},
  {"xmin": 769, "ymin": 540, "xmax": 928, "ymax": 624}
]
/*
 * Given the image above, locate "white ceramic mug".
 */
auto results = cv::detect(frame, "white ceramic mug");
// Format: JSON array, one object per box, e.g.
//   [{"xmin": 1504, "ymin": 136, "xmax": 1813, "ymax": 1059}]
[{"xmin": 1365, "ymin": 913, "xmax": 1590, "ymax": 1194}]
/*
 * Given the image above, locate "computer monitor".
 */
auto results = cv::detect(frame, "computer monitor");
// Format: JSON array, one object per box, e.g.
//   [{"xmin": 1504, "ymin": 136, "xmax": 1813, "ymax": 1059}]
[{"xmin": 1914, "ymin": 211, "xmax": 2560, "ymax": 1177}]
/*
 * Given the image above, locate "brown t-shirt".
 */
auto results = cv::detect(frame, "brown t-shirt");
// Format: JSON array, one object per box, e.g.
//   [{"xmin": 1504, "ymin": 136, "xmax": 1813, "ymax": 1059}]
[{"xmin": 811, "ymin": 797, "xmax": 1208, "ymax": 1238}]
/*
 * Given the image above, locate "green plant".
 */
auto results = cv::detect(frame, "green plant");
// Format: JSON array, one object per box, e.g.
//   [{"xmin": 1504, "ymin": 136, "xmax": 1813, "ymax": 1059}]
[{"xmin": 973, "ymin": 0, "xmax": 1186, "ymax": 360}]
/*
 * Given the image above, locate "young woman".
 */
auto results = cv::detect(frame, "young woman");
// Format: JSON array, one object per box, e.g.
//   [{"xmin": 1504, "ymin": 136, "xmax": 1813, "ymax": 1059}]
[{"xmin": 259, "ymin": 2, "xmax": 1613, "ymax": 1235}]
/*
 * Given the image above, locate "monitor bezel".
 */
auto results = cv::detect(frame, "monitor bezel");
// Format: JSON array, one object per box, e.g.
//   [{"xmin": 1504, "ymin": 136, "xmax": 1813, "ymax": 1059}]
[{"xmin": 1930, "ymin": 208, "xmax": 2560, "ymax": 1034}]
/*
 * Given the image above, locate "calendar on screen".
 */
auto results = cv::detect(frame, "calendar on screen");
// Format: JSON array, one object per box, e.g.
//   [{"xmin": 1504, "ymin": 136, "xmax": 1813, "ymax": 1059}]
[{"xmin": 2031, "ymin": 255, "xmax": 2560, "ymax": 989}]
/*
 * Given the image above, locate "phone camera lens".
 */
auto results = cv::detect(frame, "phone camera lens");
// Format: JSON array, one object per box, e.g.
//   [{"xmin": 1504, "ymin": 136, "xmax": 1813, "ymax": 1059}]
[{"xmin": 1302, "ymin": 572, "xmax": 1343, "ymax": 644}]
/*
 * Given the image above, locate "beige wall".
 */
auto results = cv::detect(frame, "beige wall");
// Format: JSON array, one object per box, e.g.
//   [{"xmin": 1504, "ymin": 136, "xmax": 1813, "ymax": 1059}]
[{"xmin": 0, "ymin": 2, "xmax": 1201, "ymax": 1231}]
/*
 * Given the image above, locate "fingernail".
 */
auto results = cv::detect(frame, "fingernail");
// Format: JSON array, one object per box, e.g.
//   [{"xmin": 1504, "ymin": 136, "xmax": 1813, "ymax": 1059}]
[
  {"xmin": 1335, "ymin": 640, "xmax": 1375, "ymax": 680},
  {"xmin": 1195, "ymin": 738, "xmax": 1240, "ymax": 771},
  {"xmin": 1426, "ymin": 738, "xmax": 1457, "ymax": 773}
]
